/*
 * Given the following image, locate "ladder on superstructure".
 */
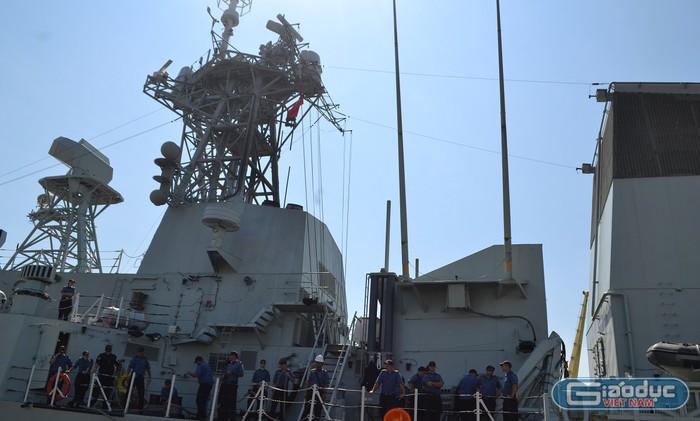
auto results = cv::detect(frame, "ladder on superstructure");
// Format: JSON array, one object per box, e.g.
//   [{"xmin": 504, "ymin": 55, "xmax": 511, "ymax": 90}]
[{"xmin": 327, "ymin": 312, "xmax": 357, "ymax": 408}]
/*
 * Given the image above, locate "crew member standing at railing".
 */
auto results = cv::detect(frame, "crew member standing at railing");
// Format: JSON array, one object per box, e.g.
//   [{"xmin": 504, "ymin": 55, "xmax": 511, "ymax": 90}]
[
  {"xmin": 477, "ymin": 365, "xmax": 501, "ymax": 415},
  {"xmin": 58, "ymin": 279, "xmax": 76, "ymax": 320},
  {"xmin": 68, "ymin": 350, "xmax": 93, "ymax": 408},
  {"xmin": 91, "ymin": 344, "xmax": 121, "ymax": 408},
  {"xmin": 248, "ymin": 359, "xmax": 270, "ymax": 412},
  {"xmin": 187, "ymin": 355, "xmax": 214, "ymax": 420},
  {"xmin": 500, "ymin": 360, "xmax": 519, "ymax": 421},
  {"xmin": 422, "ymin": 361, "xmax": 444, "ymax": 421},
  {"xmin": 270, "ymin": 358, "xmax": 294, "ymax": 421},
  {"xmin": 127, "ymin": 347, "xmax": 151, "ymax": 413},
  {"xmin": 302, "ymin": 355, "xmax": 330, "ymax": 420},
  {"xmin": 369, "ymin": 359, "xmax": 406, "ymax": 418},
  {"xmin": 219, "ymin": 351, "xmax": 244, "ymax": 421},
  {"xmin": 46, "ymin": 345, "xmax": 72, "ymax": 403},
  {"xmin": 408, "ymin": 366, "xmax": 427, "ymax": 416},
  {"xmin": 456, "ymin": 369, "xmax": 478, "ymax": 421}
]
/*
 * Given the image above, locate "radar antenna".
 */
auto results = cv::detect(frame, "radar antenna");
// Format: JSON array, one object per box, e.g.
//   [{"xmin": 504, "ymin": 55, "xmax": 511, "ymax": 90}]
[
  {"xmin": 144, "ymin": 4, "xmax": 345, "ymax": 207},
  {"xmin": 3, "ymin": 137, "xmax": 124, "ymax": 273}
]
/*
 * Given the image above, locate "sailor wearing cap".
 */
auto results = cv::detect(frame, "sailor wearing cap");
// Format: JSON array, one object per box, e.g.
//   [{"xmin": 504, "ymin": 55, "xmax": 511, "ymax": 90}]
[
  {"xmin": 369, "ymin": 359, "xmax": 406, "ymax": 417},
  {"xmin": 219, "ymin": 351, "xmax": 244, "ymax": 421},
  {"xmin": 500, "ymin": 360, "xmax": 519, "ymax": 421},
  {"xmin": 270, "ymin": 359, "xmax": 295, "ymax": 420},
  {"xmin": 249, "ymin": 359, "xmax": 271, "ymax": 411},
  {"xmin": 91, "ymin": 344, "xmax": 120, "ymax": 408},
  {"xmin": 408, "ymin": 366, "xmax": 427, "ymax": 414},
  {"xmin": 423, "ymin": 361, "xmax": 444, "ymax": 421},
  {"xmin": 187, "ymin": 356, "xmax": 214, "ymax": 419},
  {"xmin": 46, "ymin": 346, "xmax": 72, "ymax": 403},
  {"xmin": 68, "ymin": 350, "xmax": 93, "ymax": 407},
  {"xmin": 302, "ymin": 355, "xmax": 330, "ymax": 419},
  {"xmin": 58, "ymin": 279, "xmax": 76, "ymax": 320},
  {"xmin": 477, "ymin": 365, "xmax": 501, "ymax": 414},
  {"xmin": 127, "ymin": 347, "xmax": 151, "ymax": 412}
]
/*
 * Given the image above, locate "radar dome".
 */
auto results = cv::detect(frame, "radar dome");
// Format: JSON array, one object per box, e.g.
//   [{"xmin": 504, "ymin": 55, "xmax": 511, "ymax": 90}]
[
  {"xmin": 160, "ymin": 142, "xmax": 180, "ymax": 161},
  {"xmin": 150, "ymin": 190, "xmax": 168, "ymax": 206},
  {"xmin": 221, "ymin": 9, "xmax": 239, "ymax": 28},
  {"xmin": 300, "ymin": 50, "xmax": 321, "ymax": 65}
]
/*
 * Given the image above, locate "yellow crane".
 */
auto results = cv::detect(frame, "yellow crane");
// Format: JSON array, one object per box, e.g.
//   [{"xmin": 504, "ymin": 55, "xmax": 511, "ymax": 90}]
[{"xmin": 568, "ymin": 290, "xmax": 589, "ymax": 378}]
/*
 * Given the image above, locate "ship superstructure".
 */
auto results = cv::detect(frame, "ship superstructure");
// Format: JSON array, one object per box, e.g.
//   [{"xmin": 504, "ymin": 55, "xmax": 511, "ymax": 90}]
[
  {"xmin": 0, "ymin": 2, "xmax": 352, "ymax": 420},
  {"xmin": 585, "ymin": 83, "xmax": 700, "ymax": 380}
]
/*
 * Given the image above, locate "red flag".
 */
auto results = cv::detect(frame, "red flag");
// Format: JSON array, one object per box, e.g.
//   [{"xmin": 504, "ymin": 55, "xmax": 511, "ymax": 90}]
[{"xmin": 286, "ymin": 94, "xmax": 304, "ymax": 122}]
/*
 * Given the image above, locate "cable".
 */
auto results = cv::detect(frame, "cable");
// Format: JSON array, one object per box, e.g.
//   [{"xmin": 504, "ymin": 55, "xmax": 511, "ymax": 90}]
[
  {"xmin": 347, "ymin": 115, "xmax": 577, "ymax": 170},
  {"xmin": 326, "ymin": 65, "xmax": 601, "ymax": 87},
  {"xmin": 0, "ymin": 118, "xmax": 178, "ymax": 187}
]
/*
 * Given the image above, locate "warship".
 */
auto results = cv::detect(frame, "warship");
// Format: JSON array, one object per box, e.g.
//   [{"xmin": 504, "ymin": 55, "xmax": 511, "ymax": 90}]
[{"xmin": 2, "ymin": 1, "xmax": 700, "ymax": 421}]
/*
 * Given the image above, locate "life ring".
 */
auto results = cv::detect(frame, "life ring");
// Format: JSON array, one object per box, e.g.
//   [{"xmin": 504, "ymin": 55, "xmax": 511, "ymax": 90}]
[
  {"xmin": 117, "ymin": 373, "xmax": 130, "ymax": 394},
  {"xmin": 384, "ymin": 408, "xmax": 410, "ymax": 421},
  {"xmin": 46, "ymin": 372, "xmax": 71, "ymax": 401}
]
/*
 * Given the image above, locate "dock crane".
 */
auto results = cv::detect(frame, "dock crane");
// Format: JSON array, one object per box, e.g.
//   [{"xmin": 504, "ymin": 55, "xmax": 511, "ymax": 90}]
[{"xmin": 568, "ymin": 290, "xmax": 589, "ymax": 377}]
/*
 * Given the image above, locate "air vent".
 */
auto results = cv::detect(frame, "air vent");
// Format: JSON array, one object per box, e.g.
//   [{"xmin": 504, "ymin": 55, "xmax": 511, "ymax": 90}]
[{"xmin": 20, "ymin": 265, "xmax": 55, "ymax": 283}]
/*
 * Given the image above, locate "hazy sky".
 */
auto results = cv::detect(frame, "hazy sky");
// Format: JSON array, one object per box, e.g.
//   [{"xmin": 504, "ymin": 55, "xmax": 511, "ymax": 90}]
[{"xmin": 2, "ymin": 0, "xmax": 699, "ymax": 378}]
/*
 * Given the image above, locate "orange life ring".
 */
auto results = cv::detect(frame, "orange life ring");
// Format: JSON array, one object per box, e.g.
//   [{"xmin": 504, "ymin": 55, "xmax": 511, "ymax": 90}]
[
  {"xmin": 46, "ymin": 372, "xmax": 71, "ymax": 401},
  {"xmin": 384, "ymin": 408, "xmax": 411, "ymax": 421}
]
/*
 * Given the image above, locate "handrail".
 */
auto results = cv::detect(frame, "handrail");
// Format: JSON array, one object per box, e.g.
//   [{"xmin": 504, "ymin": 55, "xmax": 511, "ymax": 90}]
[
  {"xmin": 77, "ymin": 294, "xmax": 105, "ymax": 324},
  {"xmin": 328, "ymin": 311, "xmax": 357, "ymax": 407}
]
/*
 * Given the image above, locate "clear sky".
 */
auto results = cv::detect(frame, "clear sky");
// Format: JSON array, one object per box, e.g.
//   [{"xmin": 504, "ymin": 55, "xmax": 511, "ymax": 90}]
[{"xmin": 2, "ymin": 0, "xmax": 699, "ymax": 378}]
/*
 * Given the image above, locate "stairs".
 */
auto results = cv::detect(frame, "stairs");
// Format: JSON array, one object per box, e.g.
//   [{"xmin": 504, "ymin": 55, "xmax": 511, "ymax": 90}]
[{"xmin": 252, "ymin": 306, "xmax": 281, "ymax": 334}]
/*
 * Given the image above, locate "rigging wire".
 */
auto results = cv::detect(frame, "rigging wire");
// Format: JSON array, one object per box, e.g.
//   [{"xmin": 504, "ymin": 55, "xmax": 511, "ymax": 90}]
[
  {"xmin": 0, "ymin": 108, "xmax": 166, "ymax": 182},
  {"xmin": 347, "ymin": 115, "xmax": 578, "ymax": 170},
  {"xmin": 326, "ymin": 65, "xmax": 601, "ymax": 87},
  {"xmin": 0, "ymin": 118, "xmax": 179, "ymax": 187}
]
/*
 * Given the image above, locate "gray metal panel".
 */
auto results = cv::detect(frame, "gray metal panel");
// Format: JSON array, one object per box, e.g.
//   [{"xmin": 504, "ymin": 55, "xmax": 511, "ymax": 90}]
[
  {"xmin": 588, "ymin": 176, "xmax": 700, "ymax": 377},
  {"xmin": 612, "ymin": 92, "xmax": 700, "ymax": 178}
]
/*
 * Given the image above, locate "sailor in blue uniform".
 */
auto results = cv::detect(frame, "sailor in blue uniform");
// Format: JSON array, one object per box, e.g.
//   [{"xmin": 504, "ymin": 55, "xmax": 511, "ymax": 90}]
[
  {"xmin": 127, "ymin": 346, "xmax": 151, "ymax": 412},
  {"xmin": 500, "ymin": 360, "xmax": 519, "ymax": 421},
  {"xmin": 219, "ymin": 351, "xmax": 244, "ymax": 421},
  {"xmin": 302, "ymin": 355, "xmax": 330, "ymax": 420},
  {"xmin": 369, "ymin": 359, "xmax": 406, "ymax": 417}
]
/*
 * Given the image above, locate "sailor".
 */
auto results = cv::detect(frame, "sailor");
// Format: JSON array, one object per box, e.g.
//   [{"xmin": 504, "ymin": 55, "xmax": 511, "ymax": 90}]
[
  {"xmin": 456, "ymin": 369, "xmax": 478, "ymax": 421},
  {"xmin": 302, "ymin": 354, "xmax": 330, "ymax": 420},
  {"xmin": 422, "ymin": 361, "xmax": 444, "ymax": 421},
  {"xmin": 126, "ymin": 346, "xmax": 151, "ymax": 412},
  {"xmin": 91, "ymin": 344, "xmax": 121, "ymax": 408},
  {"xmin": 270, "ymin": 358, "xmax": 295, "ymax": 421},
  {"xmin": 187, "ymin": 355, "xmax": 214, "ymax": 420},
  {"xmin": 477, "ymin": 365, "xmax": 501, "ymax": 415},
  {"xmin": 248, "ymin": 358, "xmax": 270, "ymax": 412},
  {"xmin": 68, "ymin": 350, "xmax": 93, "ymax": 408},
  {"xmin": 58, "ymin": 279, "xmax": 76, "ymax": 320},
  {"xmin": 219, "ymin": 351, "xmax": 244, "ymax": 421},
  {"xmin": 369, "ymin": 359, "xmax": 406, "ymax": 417},
  {"xmin": 408, "ymin": 366, "xmax": 427, "ymax": 416},
  {"xmin": 46, "ymin": 345, "xmax": 72, "ymax": 402},
  {"xmin": 500, "ymin": 360, "xmax": 519, "ymax": 421},
  {"xmin": 160, "ymin": 378, "xmax": 179, "ymax": 404}
]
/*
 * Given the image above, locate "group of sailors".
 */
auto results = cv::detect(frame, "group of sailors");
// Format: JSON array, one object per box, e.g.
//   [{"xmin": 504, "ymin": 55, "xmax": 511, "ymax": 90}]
[
  {"xmin": 47, "ymin": 345, "xmax": 520, "ymax": 420},
  {"xmin": 369, "ymin": 358, "xmax": 519, "ymax": 421}
]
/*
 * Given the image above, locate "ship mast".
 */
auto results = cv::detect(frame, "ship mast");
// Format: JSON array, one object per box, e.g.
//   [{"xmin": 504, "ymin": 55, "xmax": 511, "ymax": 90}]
[
  {"xmin": 496, "ymin": 0, "xmax": 514, "ymax": 280},
  {"xmin": 392, "ymin": 0, "xmax": 410, "ymax": 279},
  {"xmin": 144, "ymin": 0, "xmax": 345, "ymax": 208}
]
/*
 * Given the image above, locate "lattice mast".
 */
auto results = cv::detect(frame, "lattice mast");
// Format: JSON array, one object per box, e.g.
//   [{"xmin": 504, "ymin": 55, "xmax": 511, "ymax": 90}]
[
  {"xmin": 3, "ymin": 137, "xmax": 124, "ymax": 273},
  {"xmin": 144, "ymin": 0, "xmax": 344, "ymax": 208}
]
